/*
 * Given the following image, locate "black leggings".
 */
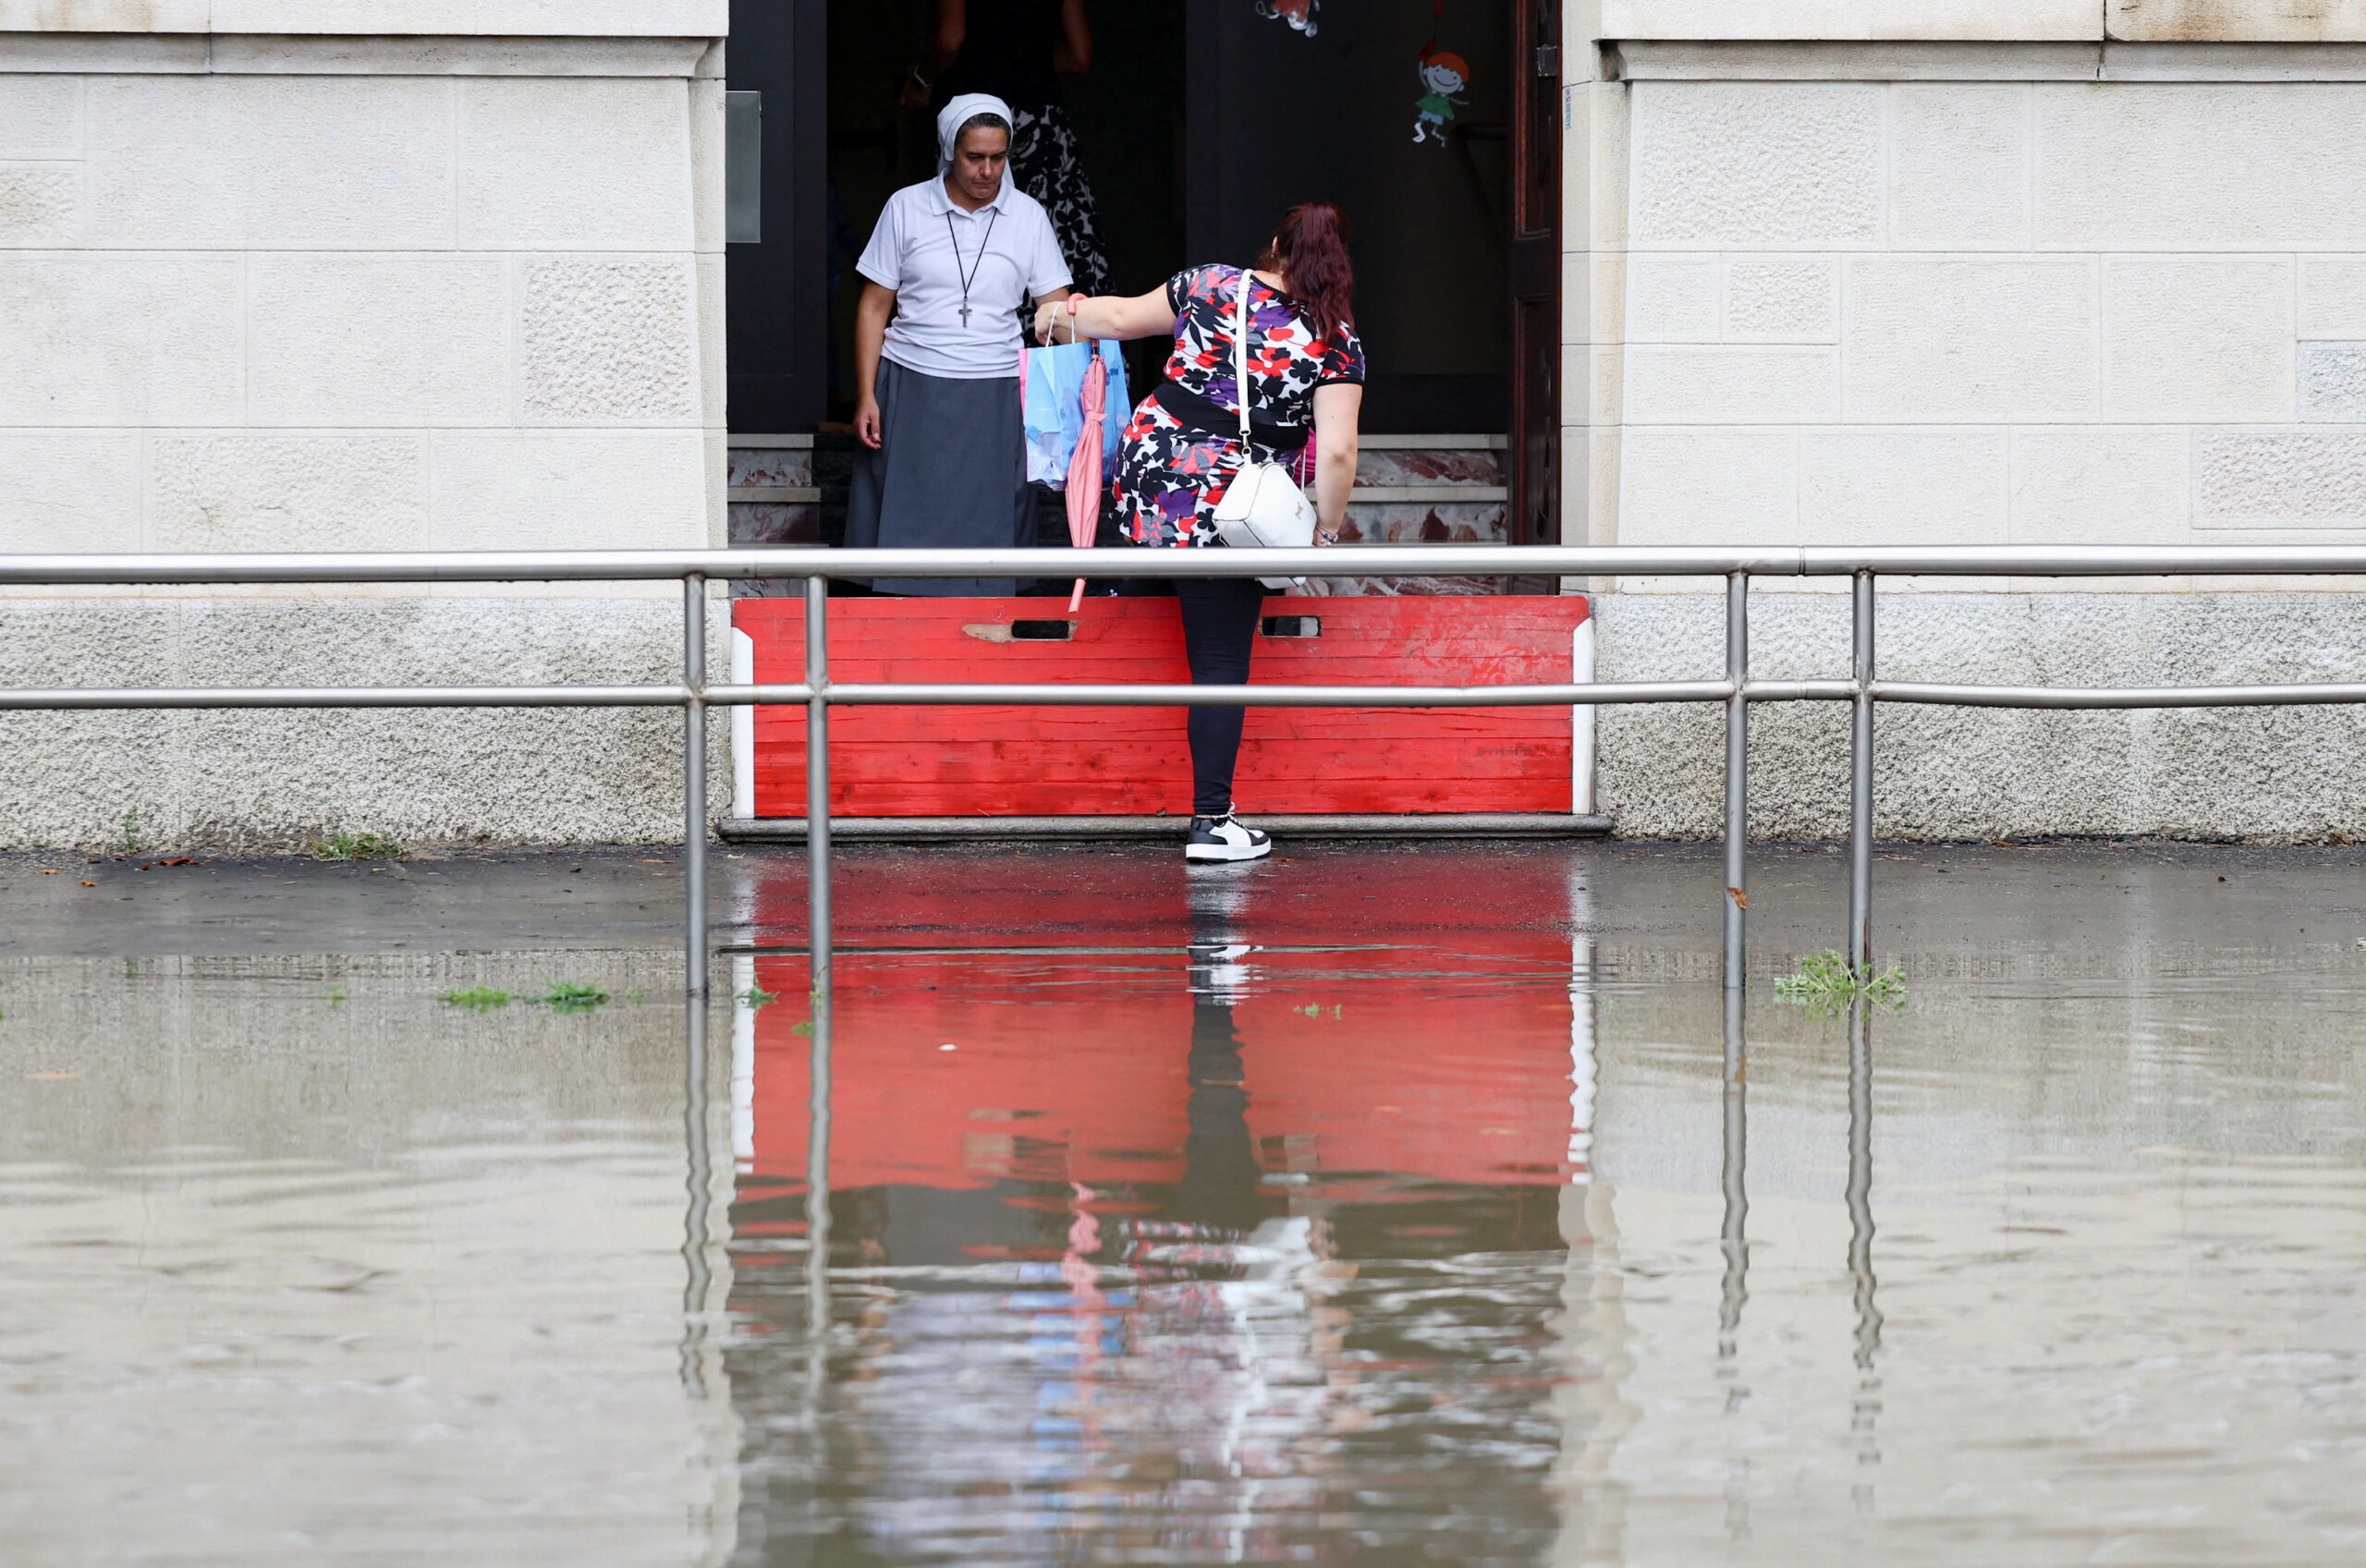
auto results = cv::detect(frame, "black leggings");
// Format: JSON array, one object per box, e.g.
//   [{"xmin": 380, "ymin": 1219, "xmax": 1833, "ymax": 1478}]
[{"xmin": 1175, "ymin": 577, "xmax": 1265, "ymax": 816}]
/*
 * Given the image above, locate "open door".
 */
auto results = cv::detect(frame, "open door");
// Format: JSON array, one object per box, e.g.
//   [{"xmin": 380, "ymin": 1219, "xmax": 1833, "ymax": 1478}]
[
  {"xmin": 1185, "ymin": 0, "xmax": 1513, "ymax": 435},
  {"xmin": 1507, "ymin": 0, "xmax": 1561, "ymax": 550},
  {"xmin": 726, "ymin": 0, "xmax": 827, "ymax": 434}
]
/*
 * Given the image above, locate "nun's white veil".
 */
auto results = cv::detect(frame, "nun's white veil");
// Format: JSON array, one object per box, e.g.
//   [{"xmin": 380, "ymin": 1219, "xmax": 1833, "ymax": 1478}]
[{"xmin": 935, "ymin": 92, "xmax": 1017, "ymax": 188}]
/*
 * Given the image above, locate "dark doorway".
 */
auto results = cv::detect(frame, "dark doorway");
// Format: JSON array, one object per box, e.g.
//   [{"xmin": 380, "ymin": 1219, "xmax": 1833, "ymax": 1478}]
[
  {"xmin": 1183, "ymin": 0, "xmax": 1521, "ymax": 444},
  {"xmin": 814, "ymin": 1, "xmax": 1186, "ymax": 426},
  {"xmin": 726, "ymin": 1, "xmax": 1558, "ymax": 541},
  {"xmin": 726, "ymin": 1, "xmax": 827, "ymax": 434}
]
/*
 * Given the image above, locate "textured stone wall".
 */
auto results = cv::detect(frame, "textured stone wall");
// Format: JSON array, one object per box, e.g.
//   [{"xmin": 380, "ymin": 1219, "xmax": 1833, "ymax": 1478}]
[
  {"xmin": 1597, "ymin": 590, "xmax": 2366, "ymax": 842},
  {"xmin": 1566, "ymin": 16, "xmax": 2366, "ymax": 837},
  {"xmin": 0, "ymin": 597, "xmax": 727, "ymax": 850},
  {"xmin": 1607, "ymin": 74, "xmax": 2366, "ymax": 553},
  {"xmin": 0, "ymin": 21, "xmax": 726, "ymax": 847}
]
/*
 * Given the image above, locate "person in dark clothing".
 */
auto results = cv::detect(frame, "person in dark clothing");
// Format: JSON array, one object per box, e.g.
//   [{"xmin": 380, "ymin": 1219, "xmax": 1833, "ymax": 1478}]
[
  {"xmin": 903, "ymin": 0, "xmax": 1111, "ymax": 297},
  {"xmin": 1035, "ymin": 203, "xmax": 1364, "ymax": 863}
]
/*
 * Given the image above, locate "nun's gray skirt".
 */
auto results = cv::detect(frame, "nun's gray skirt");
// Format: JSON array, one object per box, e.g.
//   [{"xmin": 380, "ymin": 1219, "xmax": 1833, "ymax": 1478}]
[{"xmin": 847, "ymin": 359, "xmax": 1030, "ymax": 596}]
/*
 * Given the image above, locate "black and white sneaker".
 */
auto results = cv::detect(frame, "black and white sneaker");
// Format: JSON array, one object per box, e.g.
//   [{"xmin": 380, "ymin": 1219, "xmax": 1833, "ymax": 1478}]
[{"xmin": 1185, "ymin": 813, "xmax": 1272, "ymax": 863}]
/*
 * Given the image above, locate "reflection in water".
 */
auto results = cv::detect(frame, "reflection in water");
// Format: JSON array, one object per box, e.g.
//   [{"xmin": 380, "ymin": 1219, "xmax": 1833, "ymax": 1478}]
[
  {"xmin": 1718, "ymin": 986, "xmax": 1750, "ymax": 1369},
  {"xmin": 11, "ymin": 845, "xmax": 2366, "ymax": 1564},
  {"xmin": 683, "ymin": 996, "xmax": 716, "ymax": 1395},
  {"xmin": 723, "ymin": 857, "xmax": 1587, "ymax": 1563},
  {"xmin": 1179, "ymin": 869, "xmax": 1265, "ymax": 1236},
  {"xmin": 1847, "ymin": 1001, "xmax": 1882, "ymax": 1505},
  {"xmin": 804, "ymin": 982, "xmax": 834, "ymax": 1362},
  {"xmin": 0, "ymin": 951, "xmax": 739, "ymax": 1566},
  {"xmin": 1717, "ymin": 985, "xmax": 1751, "ymax": 1541}
]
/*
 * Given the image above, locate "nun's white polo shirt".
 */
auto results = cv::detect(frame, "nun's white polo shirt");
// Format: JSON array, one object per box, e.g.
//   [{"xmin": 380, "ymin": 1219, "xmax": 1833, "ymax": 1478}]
[{"xmin": 858, "ymin": 176, "xmax": 1071, "ymax": 381}]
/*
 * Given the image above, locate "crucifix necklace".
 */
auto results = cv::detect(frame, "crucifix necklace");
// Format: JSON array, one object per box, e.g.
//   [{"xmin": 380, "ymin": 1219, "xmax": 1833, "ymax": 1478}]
[{"xmin": 945, "ymin": 207, "xmax": 998, "ymax": 328}]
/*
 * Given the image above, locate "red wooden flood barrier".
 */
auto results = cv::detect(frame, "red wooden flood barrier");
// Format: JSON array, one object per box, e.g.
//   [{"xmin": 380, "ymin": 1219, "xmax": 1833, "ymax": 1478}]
[{"xmin": 733, "ymin": 594, "xmax": 1592, "ymax": 817}]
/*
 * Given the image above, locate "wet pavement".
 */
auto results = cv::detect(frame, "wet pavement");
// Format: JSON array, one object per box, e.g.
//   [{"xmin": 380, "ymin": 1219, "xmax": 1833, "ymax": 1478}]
[{"xmin": 3, "ymin": 840, "xmax": 2364, "ymax": 1564}]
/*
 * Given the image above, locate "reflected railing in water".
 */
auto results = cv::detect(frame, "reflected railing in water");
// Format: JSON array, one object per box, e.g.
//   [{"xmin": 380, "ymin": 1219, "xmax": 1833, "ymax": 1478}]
[
  {"xmin": 1847, "ymin": 1001, "xmax": 1883, "ymax": 1509},
  {"xmin": 1718, "ymin": 986, "xmax": 1753, "ymax": 1543}
]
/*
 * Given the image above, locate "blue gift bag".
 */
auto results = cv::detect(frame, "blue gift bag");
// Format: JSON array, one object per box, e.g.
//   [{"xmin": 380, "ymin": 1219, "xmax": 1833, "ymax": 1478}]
[{"xmin": 1021, "ymin": 339, "xmax": 1129, "ymax": 489}]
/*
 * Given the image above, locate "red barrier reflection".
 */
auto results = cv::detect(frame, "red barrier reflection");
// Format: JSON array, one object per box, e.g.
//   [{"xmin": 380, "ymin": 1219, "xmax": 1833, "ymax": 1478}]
[{"xmin": 737, "ymin": 854, "xmax": 1592, "ymax": 1194}]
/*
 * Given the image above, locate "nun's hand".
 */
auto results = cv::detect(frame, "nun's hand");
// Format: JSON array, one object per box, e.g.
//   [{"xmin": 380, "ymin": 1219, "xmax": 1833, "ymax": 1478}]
[
  {"xmin": 1035, "ymin": 296, "xmax": 1088, "ymax": 346},
  {"xmin": 855, "ymin": 395, "xmax": 884, "ymax": 451}
]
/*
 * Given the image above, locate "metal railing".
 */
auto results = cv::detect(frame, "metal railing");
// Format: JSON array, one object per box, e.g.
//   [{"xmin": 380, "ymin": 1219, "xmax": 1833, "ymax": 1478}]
[{"xmin": 12, "ymin": 542, "xmax": 2366, "ymax": 997}]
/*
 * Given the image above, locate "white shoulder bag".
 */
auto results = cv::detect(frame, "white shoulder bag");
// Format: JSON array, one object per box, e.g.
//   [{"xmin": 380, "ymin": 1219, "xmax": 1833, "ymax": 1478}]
[{"xmin": 1210, "ymin": 268, "xmax": 1320, "ymax": 577}]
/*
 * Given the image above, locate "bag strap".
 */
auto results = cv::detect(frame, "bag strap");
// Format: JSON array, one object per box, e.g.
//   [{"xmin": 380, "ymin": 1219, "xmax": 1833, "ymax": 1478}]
[{"xmin": 1232, "ymin": 267, "xmax": 1254, "ymax": 451}]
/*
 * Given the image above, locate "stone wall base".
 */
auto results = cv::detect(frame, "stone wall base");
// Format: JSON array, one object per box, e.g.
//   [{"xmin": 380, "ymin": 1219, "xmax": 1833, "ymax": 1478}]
[
  {"xmin": 1597, "ymin": 590, "xmax": 2366, "ymax": 842},
  {"xmin": 0, "ymin": 597, "xmax": 721, "ymax": 851}
]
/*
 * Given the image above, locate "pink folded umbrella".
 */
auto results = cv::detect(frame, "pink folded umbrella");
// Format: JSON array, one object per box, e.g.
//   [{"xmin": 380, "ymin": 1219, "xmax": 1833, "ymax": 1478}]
[{"xmin": 1065, "ymin": 349, "xmax": 1107, "ymax": 614}]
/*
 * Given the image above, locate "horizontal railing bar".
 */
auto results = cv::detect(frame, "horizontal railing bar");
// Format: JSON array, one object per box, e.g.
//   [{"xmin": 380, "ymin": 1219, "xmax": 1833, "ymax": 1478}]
[
  {"xmin": 715, "ymin": 680, "xmax": 1736, "ymax": 708},
  {"xmin": 0, "ymin": 546, "xmax": 1789, "ymax": 583},
  {"xmin": 1798, "ymin": 545, "xmax": 2366, "ymax": 577},
  {"xmin": 1748, "ymin": 679, "xmax": 1858, "ymax": 702},
  {"xmin": 15, "ymin": 676, "xmax": 2357, "ymax": 712},
  {"xmin": 1872, "ymin": 679, "xmax": 2366, "ymax": 709},
  {"xmin": 16, "ymin": 543, "xmax": 2366, "ymax": 584},
  {"xmin": 718, "ymin": 680, "xmax": 1850, "ymax": 707},
  {"xmin": 0, "ymin": 685, "xmax": 689, "ymax": 711}
]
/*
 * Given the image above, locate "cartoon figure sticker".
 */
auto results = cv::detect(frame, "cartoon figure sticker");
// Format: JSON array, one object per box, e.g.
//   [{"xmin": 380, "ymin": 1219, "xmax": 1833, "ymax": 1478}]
[
  {"xmin": 1256, "ymin": 0, "xmax": 1318, "ymax": 35},
  {"xmin": 1413, "ymin": 50, "xmax": 1469, "ymax": 146}
]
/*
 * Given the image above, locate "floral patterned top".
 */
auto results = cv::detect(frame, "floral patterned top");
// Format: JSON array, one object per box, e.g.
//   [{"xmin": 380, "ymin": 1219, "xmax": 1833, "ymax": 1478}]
[{"xmin": 1113, "ymin": 264, "xmax": 1367, "ymax": 548}]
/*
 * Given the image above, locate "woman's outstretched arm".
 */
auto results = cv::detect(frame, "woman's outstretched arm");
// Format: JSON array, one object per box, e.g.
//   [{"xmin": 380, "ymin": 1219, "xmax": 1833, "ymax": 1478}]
[
  {"xmin": 1310, "ymin": 383, "xmax": 1362, "ymax": 541},
  {"xmin": 1033, "ymin": 287, "xmax": 1177, "ymax": 346}
]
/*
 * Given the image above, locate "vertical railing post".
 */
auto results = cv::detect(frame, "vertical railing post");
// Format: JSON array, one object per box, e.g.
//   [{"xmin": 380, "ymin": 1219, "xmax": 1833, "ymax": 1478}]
[
  {"xmin": 683, "ymin": 573, "xmax": 708, "ymax": 997},
  {"xmin": 801, "ymin": 571, "xmax": 834, "ymax": 1381},
  {"xmin": 1849, "ymin": 570, "xmax": 1875, "ymax": 975},
  {"xmin": 805, "ymin": 573, "xmax": 832, "ymax": 1000},
  {"xmin": 1723, "ymin": 571, "xmax": 1750, "ymax": 991}
]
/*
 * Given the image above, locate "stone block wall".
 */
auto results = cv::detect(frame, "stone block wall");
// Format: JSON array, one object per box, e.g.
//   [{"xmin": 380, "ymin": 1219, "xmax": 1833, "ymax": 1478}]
[
  {"xmin": 0, "ymin": 8, "xmax": 727, "ymax": 849},
  {"xmin": 1567, "ymin": 4, "xmax": 2366, "ymax": 838},
  {"xmin": 1610, "ymin": 73, "xmax": 2366, "ymax": 553}
]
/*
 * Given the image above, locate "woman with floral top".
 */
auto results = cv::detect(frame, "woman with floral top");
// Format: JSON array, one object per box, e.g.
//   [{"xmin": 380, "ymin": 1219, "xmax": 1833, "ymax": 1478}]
[{"xmin": 1034, "ymin": 201, "xmax": 1365, "ymax": 863}]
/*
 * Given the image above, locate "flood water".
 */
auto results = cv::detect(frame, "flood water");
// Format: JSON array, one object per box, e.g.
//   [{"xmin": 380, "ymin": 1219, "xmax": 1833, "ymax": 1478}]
[{"xmin": 3, "ymin": 842, "xmax": 2363, "ymax": 1564}]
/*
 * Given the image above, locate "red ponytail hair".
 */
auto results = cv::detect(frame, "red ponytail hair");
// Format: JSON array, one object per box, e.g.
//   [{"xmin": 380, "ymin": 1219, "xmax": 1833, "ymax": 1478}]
[{"xmin": 1258, "ymin": 201, "xmax": 1355, "ymax": 346}]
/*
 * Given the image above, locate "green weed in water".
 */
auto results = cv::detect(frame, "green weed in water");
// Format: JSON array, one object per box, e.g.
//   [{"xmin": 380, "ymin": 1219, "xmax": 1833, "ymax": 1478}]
[
  {"xmin": 315, "ymin": 833, "xmax": 405, "ymax": 861},
  {"xmin": 439, "ymin": 981, "xmax": 609, "ymax": 1014},
  {"xmin": 1774, "ymin": 951, "xmax": 1906, "ymax": 1017},
  {"xmin": 536, "ymin": 981, "xmax": 609, "ymax": 1013}
]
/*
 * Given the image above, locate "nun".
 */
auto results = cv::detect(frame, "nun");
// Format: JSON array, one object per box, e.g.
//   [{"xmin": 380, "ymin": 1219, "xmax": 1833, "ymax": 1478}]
[{"xmin": 849, "ymin": 93, "xmax": 1072, "ymax": 595}]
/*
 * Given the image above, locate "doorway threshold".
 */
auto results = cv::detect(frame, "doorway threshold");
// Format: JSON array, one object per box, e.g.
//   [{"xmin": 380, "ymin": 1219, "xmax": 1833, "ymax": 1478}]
[{"xmin": 718, "ymin": 814, "xmax": 1614, "ymax": 844}]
